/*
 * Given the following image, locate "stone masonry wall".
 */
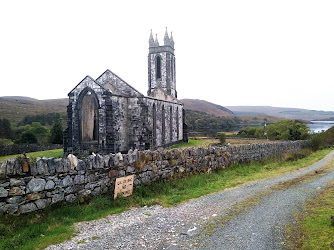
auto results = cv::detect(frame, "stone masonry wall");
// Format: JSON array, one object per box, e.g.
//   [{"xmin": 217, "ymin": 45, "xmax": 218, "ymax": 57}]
[{"xmin": 0, "ymin": 141, "xmax": 307, "ymax": 215}]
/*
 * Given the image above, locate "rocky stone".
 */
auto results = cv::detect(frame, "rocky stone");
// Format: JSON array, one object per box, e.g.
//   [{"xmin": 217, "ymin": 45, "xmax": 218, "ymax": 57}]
[
  {"xmin": 27, "ymin": 178, "xmax": 46, "ymax": 193},
  {"xmin": 0, "ymin": 187, "xmax": 8, "ymax": 197},
  {"xmin": 65, "ymin": 194, "xmax": 76, "ymax": 203},
  {"xmin": 52, "ymin": 193, "xmax": 64, "ymax": 203},
  {"xmin": 67, "ymin": 154, "xmax": 78, "ymax": 170},
  {"xmin": 77, "ymin": 159, "xmax": 86, "ymax": 171},
  {"xmin": 0, "ymin": 159, "xmax": 7, "ymax": 179},
  {"xmin": 47, "ymin": 158, "xmax": 56, "ymax": 174},
  {"xmin": 63, "ymin": 158, "xmax": 71, "ymax": 172},
  {"xmin": 126, "ymin": 166, "xmax": 135, "ymax": 173},
  {"xmin": 0, "ymin": 203, "xmax": 18, "ymax": 214},
  {"xmin": 103, "ymin": 155, "xmax": 110, "ymax": 167},
  {"xmin": 118, "ymin": 170, "xmax": 125, "ymax": 177},
  {"xmin": 10, "ymin": 178, "xmax": 22, "ymax": 187},
  {"xmin": 109, "ymin": 170, "xmax": 118, "ymax": 178},
  {"xmin": 45, "ymin": 180, "xmax": 55, "ymax": 190},
  {"xmin": 19, "ymin": 202, "xmax": 38, "ymax": 214},
  {"xmin": 55, "ymin": 158, "xmax": 64, "ymax": 173},
  {"xmin": 114, "ymin": 153, "xmax": 123, "ymax": 166},
  {"xmin": 30, "ymin": 162, "xmax": 37, "ymax": 175},
  {"xmin": 0, "ymin": 181, "xmax": 9, "ymax": 187},
  {"xmin": 65, "ymin": 186, "xmax": 73, "ymax": 194},
  {"xmin": 74, "ymin": 175, "xmax": 85, "ymax": 185},
  {"xmin": 26, "ymin": 193, "xmax": 45, "ymax": 201},
  {"xmin": 35, "ymin": 199, "xmax": 49, "ymax": 209},
  {"xmin": 36, "ymin": 158, "xmax": 45, "ymax": 175},
  {"xmin": 7, "ymin": 196, "xmax": 25, "ymax": 204},
  {"xmin": 61, "ymin": 176, "xmax": 73, "ymax": 187},
  {"xmin": 9, "ymin": 187, "xmax": 22, "ymax": 196},
  {"xmin": 6, "ymin": 158, "xmax": 16, "ymax": 175},
  {"xmin": 95, "ymin": 154, "xmax": 104, "ymax": 169}
]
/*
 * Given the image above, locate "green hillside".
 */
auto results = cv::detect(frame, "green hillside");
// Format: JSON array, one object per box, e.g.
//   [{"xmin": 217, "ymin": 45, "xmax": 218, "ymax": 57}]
[{"xmin": 0, "ymin": 97, "xmax": 68, "ymax": 123}]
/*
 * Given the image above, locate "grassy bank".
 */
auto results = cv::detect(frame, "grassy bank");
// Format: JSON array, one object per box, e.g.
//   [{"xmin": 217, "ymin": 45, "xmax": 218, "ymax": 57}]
[
  {"xmin": 169, "ymin": 138, "xmax": 218, "ymax": 149},
  {"xmin": 0, "ymin": 148, "xmax": 331, "ymax": 249},
  {"xmin": 286, "ymin": 179, "xmax": 334, "ymax": 249},
  {"xmin": 0, "ymin": 149, "xmax": 63, "ymax": 162}
]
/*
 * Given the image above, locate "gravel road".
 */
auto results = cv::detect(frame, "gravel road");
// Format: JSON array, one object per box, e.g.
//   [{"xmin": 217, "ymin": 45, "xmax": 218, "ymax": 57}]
[{"xmin": 46, "ymin": 150, "xmax": 334, "ymax": 249}]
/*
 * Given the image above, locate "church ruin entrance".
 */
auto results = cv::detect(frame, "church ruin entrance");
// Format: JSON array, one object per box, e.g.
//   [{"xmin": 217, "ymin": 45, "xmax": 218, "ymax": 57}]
[{"xmin": 80, "ymin": 91, "xmax": 98, "ymax": 142}]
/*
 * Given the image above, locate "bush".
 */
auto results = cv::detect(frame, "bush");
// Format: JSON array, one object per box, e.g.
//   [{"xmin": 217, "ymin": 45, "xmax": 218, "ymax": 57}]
[
  {"xmin": 19, "ymin": 131, "xmax": 38, "ymax": 144},
  {"xmin": 50, "ymin": 121, "xmax": 63, "ymax": 144},
  {"xmin": 308, "ymin": 133, "xmax": 323, "ymax": 151},
  {"xmin": 266, "ymin": 120, "xmax": 309, "ymax": 140},
  {"xmin": 0, "ymin": 138, "xmax": 14, "ymax": 146},
  {"xmin": 217, "ymin": 133, "xmax": 226, "ymax": 144}
]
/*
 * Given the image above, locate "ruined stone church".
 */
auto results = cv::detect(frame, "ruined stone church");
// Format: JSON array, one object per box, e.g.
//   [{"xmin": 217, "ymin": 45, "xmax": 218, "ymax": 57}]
[{"xmin": 64, "ymin": 29, "xmax": 187, "ymax": 154}]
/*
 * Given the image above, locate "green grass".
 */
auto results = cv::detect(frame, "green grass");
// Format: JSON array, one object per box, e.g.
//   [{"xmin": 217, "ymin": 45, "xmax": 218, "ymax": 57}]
[
  {"xmin": 169, "ymin": 138, "xmax": 216, "ymax": 149},
  {"xmin": 0, "ymin": 148, "xmax": 63, "ymax": 162},
  {"xmin": 0, "ymin": 148, "xmax": 331, "ymax": 249},
  {"xmin": 286, "ymin": 180, "xmax": 334, "ymax": 249}
]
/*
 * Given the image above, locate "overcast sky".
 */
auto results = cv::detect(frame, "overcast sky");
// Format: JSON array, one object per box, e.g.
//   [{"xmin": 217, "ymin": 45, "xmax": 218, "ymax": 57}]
[{"xmin": 1, "ymin": 0, "xmax": 333, "ymax": 111}]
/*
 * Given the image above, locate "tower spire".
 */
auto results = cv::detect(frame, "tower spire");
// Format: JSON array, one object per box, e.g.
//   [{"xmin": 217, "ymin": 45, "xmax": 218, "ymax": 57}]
[
  {"xmin": 170, "ymin": 31, "xmax": 174, "ymax": 48},
  {"xmin": 155, "ymin": 34, "xmax": 159, "ymax": 46},
  {"xmin": 164, "ymin": 27, "xmax": 170, "ymax": 46},
  {"xmin": 149, "ymin": 29, "xmax": 155, "ymax": 47}
]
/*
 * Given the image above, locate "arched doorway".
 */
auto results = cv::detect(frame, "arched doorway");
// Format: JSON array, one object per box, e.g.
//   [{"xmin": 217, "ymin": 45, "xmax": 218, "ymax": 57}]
[{"xmin": 80, "ymin": 90, "xmax": 99, "ymax": 142}]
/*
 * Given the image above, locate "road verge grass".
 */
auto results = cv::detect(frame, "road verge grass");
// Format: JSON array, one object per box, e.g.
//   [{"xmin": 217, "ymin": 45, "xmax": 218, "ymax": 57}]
[
  {"xmin": 0, "ymin": 148, "xmax": 331, "ymax": 249},
  {"xmin": 286, "ymin": 179, "xmax": 334, "ymax": 249}
]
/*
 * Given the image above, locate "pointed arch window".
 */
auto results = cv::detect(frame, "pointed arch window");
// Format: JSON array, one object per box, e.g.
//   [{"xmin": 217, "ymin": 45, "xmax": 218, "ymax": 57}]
[
  {"xmin": 156, "ymin": 56, "xmax": 162, "ymax": 79},
  {"xmin": 170, "ymin": 106, "xmax": 173, "ymax": 141},
  {"xmin": 153, "ymin": 104, "xmax": 157, "ymax": 145},
  {"xmin": 176, "ymin": 107, "xmax": 179, "ymax": 140},
  {"xmin": 80, "ymin": 90, "xmax": 98, "ymax": 142},
  {"xmin": 162, "ymin": 105, "xmax": 165, "ymax": 144}
]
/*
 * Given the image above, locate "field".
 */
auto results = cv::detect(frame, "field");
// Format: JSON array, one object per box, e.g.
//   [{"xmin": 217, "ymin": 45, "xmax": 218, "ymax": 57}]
[{"xmin": 0, "ymin": 149, "xmax": 63, "ymax": 162}]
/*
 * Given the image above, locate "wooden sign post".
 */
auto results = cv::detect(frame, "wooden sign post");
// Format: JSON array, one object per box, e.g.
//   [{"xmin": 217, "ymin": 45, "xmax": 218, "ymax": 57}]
[{"xmin": 114, "ymin": 175, "xmax": 134, "ymax": 199}]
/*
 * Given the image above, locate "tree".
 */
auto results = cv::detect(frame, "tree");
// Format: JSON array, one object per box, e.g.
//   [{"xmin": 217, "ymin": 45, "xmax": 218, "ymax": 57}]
[
  {"xmin": 217, "ymin": 133, "xmax": 226, "ymax": 144},
  {"xmin": 266, "ymin": 120, "xmax": 309, "ymax": 140},
  {"xmin": 50, "ymin": 120, "xmax": 63, "ymax": 144},
  {"xmin": 0, "ymin": 119, "xmax": 12, "ymax": 139},
  {"xmin": 19, "ymin": 131, "xmax": 38, "ymax": 144},
  {"xmin": 30, "ymin": 122, "xmax": 50, "ymax": 144}
]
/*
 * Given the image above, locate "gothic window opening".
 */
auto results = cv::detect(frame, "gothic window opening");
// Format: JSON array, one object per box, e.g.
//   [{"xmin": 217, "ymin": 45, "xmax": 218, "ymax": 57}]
[
  {"xmin": 171, "ymin": 57, "xmax": 174, "ymax": 81},
  {"xmin": 80, "ymin": 91, "xmax": 98, "ymax": 142},
  {"xmin": 170, "ymin": 106, "xmax": 173, "ymax": 141},
  {"xmin": 156, "ymin": 56, "xmax": 162, "ymax": 79},
  {"xmin": 176, "ymin": 107, "xmax": 179, "ymax": 140},
  {"xmin": 153, "ymin": 104, "xmax": 157, "ymax": 145},
  {"xmin": 162, "ymin": 105, "xmax": 165, "ymax": 144}
]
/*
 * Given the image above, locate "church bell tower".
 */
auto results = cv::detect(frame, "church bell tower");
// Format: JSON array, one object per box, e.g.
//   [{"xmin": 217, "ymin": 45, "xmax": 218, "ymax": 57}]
[{"xmin": 148, "ymin": 28, "xmax": 177, "ymax": 99}]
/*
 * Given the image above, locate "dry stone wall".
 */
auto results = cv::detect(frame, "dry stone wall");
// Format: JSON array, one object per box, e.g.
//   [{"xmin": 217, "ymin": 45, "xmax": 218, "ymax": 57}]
[{"xmin": 0, "ymin": 141, "xmax": 307, "ymax": 215}]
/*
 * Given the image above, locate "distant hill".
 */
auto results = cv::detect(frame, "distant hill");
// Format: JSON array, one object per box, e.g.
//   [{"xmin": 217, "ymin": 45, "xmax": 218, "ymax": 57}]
[
  {"xmin": 226, "ymin": 106, "xmax": 334, "ymax": 121},
  {"xmin": 180, "ymin": 99, "xmax": 234, "ymax": 117},
  {"xmin": 0, "ymin": 96, "xmax": 68, "ymax": 123}
]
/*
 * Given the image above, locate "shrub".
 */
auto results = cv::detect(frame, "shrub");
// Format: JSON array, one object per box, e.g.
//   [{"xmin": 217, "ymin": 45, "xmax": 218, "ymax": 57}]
[
  {"xmin": 217, "ymin": 133, "xmax": 226, "ymax": 144},
  {"xmin": 19, "ymin": 131, "xmax": 38, "ymax": 144}
]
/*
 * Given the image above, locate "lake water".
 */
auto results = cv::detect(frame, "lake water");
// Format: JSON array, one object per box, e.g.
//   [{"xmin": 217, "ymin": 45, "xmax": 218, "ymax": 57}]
[{"xmin": 307, "ymin": 121, "xmax": 334, "ymax": 133}]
